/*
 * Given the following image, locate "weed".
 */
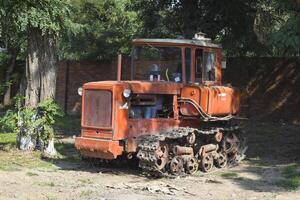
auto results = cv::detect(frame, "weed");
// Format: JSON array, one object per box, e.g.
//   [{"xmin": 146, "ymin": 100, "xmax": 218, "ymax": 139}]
[
  {"xmin": 26, "ymin": 172, "xmax": 39, "ymax": 176},
  {"xmin": 80, "ymin": 190, "xmax": 94, "ymax": 197},
  {"xmin": 276, "ymin": 164, "xmax": 300, "ymax": 190},
  {"xmin": 220, "ymin": 172, "xmax": 239, "ymax": 178}
]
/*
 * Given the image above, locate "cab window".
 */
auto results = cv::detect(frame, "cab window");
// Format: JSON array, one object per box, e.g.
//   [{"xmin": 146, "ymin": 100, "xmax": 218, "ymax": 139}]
[
  {"xmin": 132, "ymin": 46, "xmax": 182, "ymax": 82},
  {"xmin": 203, "ymin": 52, "xmax": 216, "ymax": 81}
]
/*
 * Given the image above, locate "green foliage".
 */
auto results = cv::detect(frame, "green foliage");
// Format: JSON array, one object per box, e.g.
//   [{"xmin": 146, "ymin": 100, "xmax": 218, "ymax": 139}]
[
  {"xmin": 33, "ymin": 98, "xmax": 64, "ymax": 140},
  {"xmin": 0, "ymin": 0, "xmax": 71, "ymax": 65},
  {"xmin": 0, "ymin": 94, "xmax": 24, "ymax": 132},
  {"xmin": 61, "ymin": 0, "xmax": 138, "ymax": 60},
  {"xmin": 0, "ymin": 0, "xmax": 71, "ymax": 36},
  {"xmin": 0, "ymin": 75, "xmax": 18, "ymax": 97},
  {"xmin": 1, "ymin": 0, "xmax": 299, "ymax": 72},
  {"xmin": 0, "ymin": 53, "xmax": 9, "ymax": 96},
  {"xmin": 0, "ymin": 97, "xmax": 63, "ymax": 142},
  {"xmin": 0, "ymin": 52, "xmax": 9, "ymax": 69},
  {"xmin": 0, "ymin": 0, "xmax": 72, "ymax": 84},
  {"xmin": 269, "ymin": 0, "xmax": 300, "ymax": 55},
  {"xmin": 129, "ymin": 0, "xmax": 266, "ymax": 56},
  {"xmin": 127, "ymin": 0, "xmax": 172, "ymax": 38},
  {"xmin": 0, "ymin": 110, "xmax": 18, "ymax": 133},
  {"xmin": 129, "ymin": 0, "xmax": 299, "ymax": 56},
  {"xmin": 253, "ymin": 0, "xmax": 300, "ymax": 55}
]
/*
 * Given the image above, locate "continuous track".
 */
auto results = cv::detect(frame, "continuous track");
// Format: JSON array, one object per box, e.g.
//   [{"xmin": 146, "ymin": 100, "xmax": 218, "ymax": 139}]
[{"xmin": 137, "ymin": 126, "xmax": 246, "ymax": 177}]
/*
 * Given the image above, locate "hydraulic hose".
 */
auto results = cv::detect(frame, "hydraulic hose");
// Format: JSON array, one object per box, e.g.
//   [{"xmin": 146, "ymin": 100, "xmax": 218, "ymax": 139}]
[{"xmin": 178, "ymin": 97, "xmax": 233, "ymax": 121}]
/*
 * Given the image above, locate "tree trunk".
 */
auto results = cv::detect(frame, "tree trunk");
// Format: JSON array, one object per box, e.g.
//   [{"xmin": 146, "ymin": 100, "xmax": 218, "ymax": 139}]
[
  {"xmin": 3, "ymin": 47, "xmax": 17, "ymax": 106},
  {"xmin": 25, "ymin": 27, "xmax": 57, "ymax": 108},
  {"xmin": 21, "ymin": 27, "xmax": 58, "ymax": 155}
]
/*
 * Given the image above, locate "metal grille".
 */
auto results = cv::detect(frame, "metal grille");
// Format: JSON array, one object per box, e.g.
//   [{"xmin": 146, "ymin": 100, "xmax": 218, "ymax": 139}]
[{"xmin": 83, "ymin": 90, "xmax": 112, "ymax": 128}]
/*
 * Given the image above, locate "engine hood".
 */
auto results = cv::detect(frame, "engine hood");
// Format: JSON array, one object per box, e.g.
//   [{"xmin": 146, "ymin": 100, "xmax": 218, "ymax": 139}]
[{"xmin": 83, "ymin": 80, "xmax": 183, "ymax": 95}]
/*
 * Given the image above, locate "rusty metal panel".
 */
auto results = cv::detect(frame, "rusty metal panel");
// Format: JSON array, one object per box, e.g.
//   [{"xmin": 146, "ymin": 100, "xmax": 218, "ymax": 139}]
[
  {"xmin": 75, "ymin": 137, "xmax": 123, "ymax": 159},
  {"xmin": 83, "ymin": 90, "xmax": 112, "ymax": 128}
]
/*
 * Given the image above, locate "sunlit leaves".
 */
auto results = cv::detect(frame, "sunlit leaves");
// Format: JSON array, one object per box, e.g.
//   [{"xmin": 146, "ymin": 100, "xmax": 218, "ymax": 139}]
[{"xmin": 61, "ymin": 0, "xmax": 138, "ymax": 60}]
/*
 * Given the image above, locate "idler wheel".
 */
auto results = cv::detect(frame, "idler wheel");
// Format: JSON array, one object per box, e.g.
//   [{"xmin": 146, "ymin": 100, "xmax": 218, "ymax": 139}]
[
  {"xmin": 169, "ymin": 156, "xmax": 184, "ymax": 175},
  {"xmin": 154, "ymin": 145, "xmax": 169, "ymax": 170},
  {"xmin": 200, "ymin": 154, "xmax": 214, "ymax": 172},
  {"xmin": 215, "ymin": 152, "xmax": 227, "ymax": 168},
  {"xmin": 184, "ymin": 157, "xmax": 199, "ymax": 174}
]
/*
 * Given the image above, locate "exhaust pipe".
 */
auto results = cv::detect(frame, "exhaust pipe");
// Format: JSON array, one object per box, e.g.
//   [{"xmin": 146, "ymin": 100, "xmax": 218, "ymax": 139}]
[{"xmin": 117, "ymin": 54, "xmax": 122, "ymax": 81}]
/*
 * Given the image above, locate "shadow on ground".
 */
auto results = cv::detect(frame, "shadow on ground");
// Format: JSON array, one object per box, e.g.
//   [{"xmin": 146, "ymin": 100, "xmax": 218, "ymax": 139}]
[
  {"xmin": 44, "ymin": 140, "xmax": 143, "ymax": 178},
  {"xmin": 218, "ymin": 120, "xmax": 300, "ymax": 192},
  {"xmin": 39, "ymin": 120, "xmax": 300, "ymax": 192}
]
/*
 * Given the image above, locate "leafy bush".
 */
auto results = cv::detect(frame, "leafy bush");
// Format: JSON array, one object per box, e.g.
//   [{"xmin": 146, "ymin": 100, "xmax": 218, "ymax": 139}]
[
  {"xmin": 0, "ymin": 110, "xmax": 18, "ymax": 133},
  {"xmin": 31, "ymin": 98, "xmax": 64, "ymax": 141},
  {"xmin": 0, "ymin": 96, "xmax": 63, "ymax": 148}
]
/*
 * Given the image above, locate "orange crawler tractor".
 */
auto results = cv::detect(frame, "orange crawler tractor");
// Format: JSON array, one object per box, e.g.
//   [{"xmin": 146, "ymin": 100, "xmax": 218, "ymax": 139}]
[{"xmin": 75, "ymin": 35, "xmax": 246, "ymax": 176}]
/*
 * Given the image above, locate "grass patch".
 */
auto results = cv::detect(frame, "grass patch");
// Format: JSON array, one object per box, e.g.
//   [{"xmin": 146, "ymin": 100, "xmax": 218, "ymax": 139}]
[
  {"xmin": 220, "ymin": 172, "xmax": 239, "ymax": 178},
  {"xmin": 0, "ymin": 130, "xmax": 80, "ymax": 172},
  {"xmin": 0, "ymin": 134, "xmax": 79, "ymax": 171},
  {"xmin": 0, "ymin": 150, "xmax": 54, "ymax": 171},
  {"xmin": 276, "ymin": 164, "xmax": 300, "ymax": 190},
  {"xmin": 0, "ymin": 132, "xmax": 16, "ymax": 151}
]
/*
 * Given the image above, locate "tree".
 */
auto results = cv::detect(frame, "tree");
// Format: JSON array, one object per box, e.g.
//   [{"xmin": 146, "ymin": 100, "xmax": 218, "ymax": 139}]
[
  {"xmin": 129, "ymin": 0, "xmax": 265, "ymax": 56},
  {"xmin": 0, "ymin": 0, "xmax": 70, "ymax": 154},
  {"xmin": 1, "ymin": 0, "xmax": 70, "ymax": 108},
  {"xmin": 61, "ymin": 0, "xmax": 138, "ymax": 61},
  {"xmin": 269, "ymin": 0, "xmax": 300, "ymax": 55},
  {"xmin": 127, "ymin": 0, "xmax": 172, "ymax": 38},
  {"xmin": 0, "ymin": 1, "xmax": 25, "ymax": 106},
  {"xmin": 254, "ymin": 0, "xmax": 300, "ymax": 56},
  {"xmin": 22, "ymin": 0, "xmax": 70, "ymax": 107}
]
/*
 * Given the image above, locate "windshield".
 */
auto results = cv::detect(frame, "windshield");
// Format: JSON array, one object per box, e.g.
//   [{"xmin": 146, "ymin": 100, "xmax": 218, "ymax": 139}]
[{"xmin": 132, "ymin": 45, "xmax": 182, "ymax": 82}]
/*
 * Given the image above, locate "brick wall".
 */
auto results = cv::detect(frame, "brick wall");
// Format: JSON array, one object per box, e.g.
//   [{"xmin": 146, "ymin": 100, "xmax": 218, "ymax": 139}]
[
  {"xmin": 56, "ymin": 57, "xmax": 300, "ymax": 124},
  {"xmin": 56, "ymin": 59, "xmax": 130, "ymax": 115}
]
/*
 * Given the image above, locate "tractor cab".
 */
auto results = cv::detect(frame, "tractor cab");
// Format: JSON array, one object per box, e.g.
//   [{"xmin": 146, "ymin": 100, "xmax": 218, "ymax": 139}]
[{"xmin": 130, "ymin": 37, "xmax": 223, "ymax": 85}]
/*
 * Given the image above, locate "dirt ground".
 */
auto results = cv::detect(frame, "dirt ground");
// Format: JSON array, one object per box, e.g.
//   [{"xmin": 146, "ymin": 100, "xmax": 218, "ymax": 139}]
[{"xmin": 0, "ymin": 120, "xmax": 299, "ymax": 200}]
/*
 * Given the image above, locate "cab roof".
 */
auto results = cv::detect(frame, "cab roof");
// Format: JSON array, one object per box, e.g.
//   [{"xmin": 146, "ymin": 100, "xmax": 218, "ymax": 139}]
[{"xmin": 132, "ymin": 38, "xmax": 222, "ymax": 49}]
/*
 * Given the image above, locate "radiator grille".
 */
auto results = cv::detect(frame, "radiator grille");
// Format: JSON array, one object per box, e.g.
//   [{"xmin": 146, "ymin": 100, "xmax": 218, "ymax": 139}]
[{"xmin": 83, "ymin": 90, "xmax": 112, "ymax": 128}]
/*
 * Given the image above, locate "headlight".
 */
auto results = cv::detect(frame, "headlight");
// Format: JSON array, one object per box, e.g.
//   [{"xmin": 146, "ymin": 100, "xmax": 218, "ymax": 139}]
[
  {"xmin": 78, "ymin": 87, "xmax": 83, "ymax": 96},
  {"xmin": 123, "ymin": 89, "xmax": 131, "ymax": 98}
]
